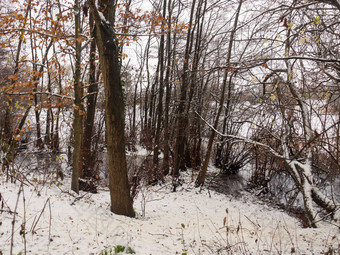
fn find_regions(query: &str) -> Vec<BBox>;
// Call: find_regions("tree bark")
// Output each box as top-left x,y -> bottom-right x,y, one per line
153,0 -> 167,178
162,0 -> 173,176
89,0 -> 135,217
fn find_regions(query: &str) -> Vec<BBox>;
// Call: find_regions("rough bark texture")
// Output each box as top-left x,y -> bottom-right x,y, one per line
89,0 -> 135,217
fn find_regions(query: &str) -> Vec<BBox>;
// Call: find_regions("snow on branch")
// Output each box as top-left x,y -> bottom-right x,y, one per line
88,0 -> 114,35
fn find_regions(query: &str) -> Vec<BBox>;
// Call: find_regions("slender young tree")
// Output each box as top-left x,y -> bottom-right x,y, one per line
82,9 -> 98,179
71,0 -> 84,193
162,0 -> 173,176
153,0 -> 167,178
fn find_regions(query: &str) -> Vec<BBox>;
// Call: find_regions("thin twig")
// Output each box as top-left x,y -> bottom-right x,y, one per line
10,183 -> 23,255
48,199 -> 52,242
31,198 -> 50,234
22,185 -> 27,255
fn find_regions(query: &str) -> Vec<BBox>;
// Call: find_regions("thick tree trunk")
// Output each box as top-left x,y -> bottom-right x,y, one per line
89,0 -> 135,217
311,187 -> 340,224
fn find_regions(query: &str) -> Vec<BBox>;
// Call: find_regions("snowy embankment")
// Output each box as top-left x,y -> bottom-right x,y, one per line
0,172 -> 339,255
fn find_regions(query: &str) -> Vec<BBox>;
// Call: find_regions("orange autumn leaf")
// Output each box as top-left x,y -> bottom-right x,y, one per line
8,74 -> 18,81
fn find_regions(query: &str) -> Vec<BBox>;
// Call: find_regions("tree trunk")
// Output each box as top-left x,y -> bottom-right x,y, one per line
71,0 -> 84,193
89,0 -> 135,217
82,11 -> 98,179
153,0 -> 167,178
173,0 -> 197,179
162,0 -> 173,177
29,6 -> 44,149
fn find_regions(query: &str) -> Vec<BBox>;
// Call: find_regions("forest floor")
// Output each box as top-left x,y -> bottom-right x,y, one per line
0,168 -> 339,255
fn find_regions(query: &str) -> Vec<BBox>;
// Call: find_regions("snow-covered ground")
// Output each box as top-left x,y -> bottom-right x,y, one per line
0,171 -> 339,255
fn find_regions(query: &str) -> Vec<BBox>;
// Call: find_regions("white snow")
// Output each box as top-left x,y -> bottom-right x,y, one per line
98,11 -> 111,28
0,171 -> 339,255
